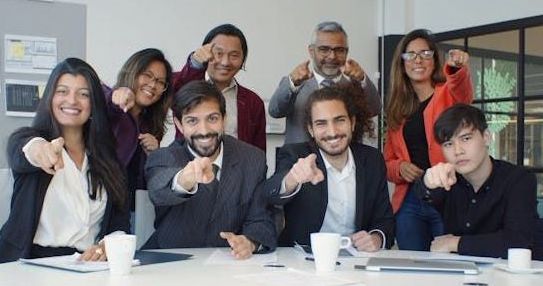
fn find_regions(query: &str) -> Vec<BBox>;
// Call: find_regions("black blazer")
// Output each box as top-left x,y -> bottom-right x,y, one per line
142,136 -> 276,252
267,142 -> 395,248
0,130 -> 129,263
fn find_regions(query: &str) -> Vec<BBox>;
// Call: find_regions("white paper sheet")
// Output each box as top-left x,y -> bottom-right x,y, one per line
20,253 -> 139,273
204,249 -> 278,266
4,34 -> 57,74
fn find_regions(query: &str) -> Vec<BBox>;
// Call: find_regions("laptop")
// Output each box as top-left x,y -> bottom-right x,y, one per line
355,257 -> 480,275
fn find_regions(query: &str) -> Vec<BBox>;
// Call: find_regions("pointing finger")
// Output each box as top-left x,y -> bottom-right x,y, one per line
54,156 -> 64,171
306,153 -> 318,164
310,168 -> 324,185
51,137 -> 65,148
193,161 -> 203,183
204,42 -> 214,51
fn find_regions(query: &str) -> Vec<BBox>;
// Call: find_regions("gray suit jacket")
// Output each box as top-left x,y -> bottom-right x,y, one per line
142,136 -> 276,252
269,75 -> 380,144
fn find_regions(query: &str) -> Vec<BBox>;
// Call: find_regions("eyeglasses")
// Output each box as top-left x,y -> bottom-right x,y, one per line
314,45 -> 349,57
401,50 -> 435,61
140,71 -> 168,92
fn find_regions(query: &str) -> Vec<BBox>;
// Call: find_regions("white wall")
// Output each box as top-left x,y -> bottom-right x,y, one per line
412,0 -> 543,33
383,0 -> 543,34
52,0 -> 543,175
60,0 -> 381,173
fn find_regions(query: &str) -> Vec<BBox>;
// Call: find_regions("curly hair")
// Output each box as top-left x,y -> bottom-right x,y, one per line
304,82 -> 374,142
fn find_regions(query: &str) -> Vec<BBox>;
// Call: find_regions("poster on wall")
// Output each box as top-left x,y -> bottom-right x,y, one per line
4,79 -> 46,117
4,34 -> 57,74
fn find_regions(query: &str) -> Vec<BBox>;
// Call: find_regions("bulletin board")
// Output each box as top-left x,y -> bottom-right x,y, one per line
0,0 -> 86,168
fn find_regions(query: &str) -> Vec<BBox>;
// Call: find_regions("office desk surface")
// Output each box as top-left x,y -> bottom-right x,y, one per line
0,248 -> 542,286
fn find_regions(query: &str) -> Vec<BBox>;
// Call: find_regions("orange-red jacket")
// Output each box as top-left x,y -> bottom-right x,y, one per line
384,65 -> 473,213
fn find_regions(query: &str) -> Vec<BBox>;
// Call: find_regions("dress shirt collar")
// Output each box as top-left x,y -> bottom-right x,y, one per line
456,156 -> 495,193
319,147 -> 355,176
313,69 -> 345,86
187,142 -> 224,170
205,72 -> 237,93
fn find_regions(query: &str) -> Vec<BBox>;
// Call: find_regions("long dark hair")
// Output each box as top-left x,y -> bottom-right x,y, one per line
10,58 -> 126,208
115,48 -> 173,140
386,29 -> 446,130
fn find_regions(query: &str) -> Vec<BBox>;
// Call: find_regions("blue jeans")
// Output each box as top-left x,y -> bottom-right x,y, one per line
395,189 -> 444,251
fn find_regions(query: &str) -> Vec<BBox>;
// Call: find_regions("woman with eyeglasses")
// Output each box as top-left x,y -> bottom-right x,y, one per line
104,48 -> 173,225
0,58 -> 128,263
384,29 -> 473,251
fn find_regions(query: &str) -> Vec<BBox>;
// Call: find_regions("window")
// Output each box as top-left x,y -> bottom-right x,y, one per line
434,16 -> 543,198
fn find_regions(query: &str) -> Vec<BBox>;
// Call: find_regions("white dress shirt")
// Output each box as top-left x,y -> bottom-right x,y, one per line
23,138 -> 107,252
205,72 -> 238,139
318,148 -> 357,235
278,147 -> 386,248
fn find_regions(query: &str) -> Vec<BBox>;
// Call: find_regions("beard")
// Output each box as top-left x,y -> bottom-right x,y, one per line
188,132 -> 223,158
315,59 -> 342,77
315,134 -> 350,157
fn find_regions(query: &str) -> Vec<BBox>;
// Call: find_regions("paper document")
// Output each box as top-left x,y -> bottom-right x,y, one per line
205,249 -> 277,266
20,253 -> 139,273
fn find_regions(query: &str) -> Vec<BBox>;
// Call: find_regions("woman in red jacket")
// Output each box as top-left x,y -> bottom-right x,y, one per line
384,29 -> 473,250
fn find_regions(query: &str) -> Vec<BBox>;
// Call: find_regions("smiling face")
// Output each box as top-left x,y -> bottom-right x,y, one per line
174,99 -> 225,160
207,34 -> 244,89
403,37 -> 435,85
134,60 -> 167,108
308,31 -> 348,78
51,74 -> 91,133
308,99 -> 354,159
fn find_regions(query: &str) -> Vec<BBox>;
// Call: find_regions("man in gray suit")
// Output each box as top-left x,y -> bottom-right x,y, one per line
269,21 -> 381,144
143,80 -> 276,259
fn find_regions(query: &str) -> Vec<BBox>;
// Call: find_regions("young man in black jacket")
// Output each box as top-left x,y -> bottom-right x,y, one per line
415,104 -> 538,258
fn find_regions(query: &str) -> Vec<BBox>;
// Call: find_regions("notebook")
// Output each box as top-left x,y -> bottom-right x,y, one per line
136,250 -> 192,266
355,257 -> 480,275
20,250 -> 192,273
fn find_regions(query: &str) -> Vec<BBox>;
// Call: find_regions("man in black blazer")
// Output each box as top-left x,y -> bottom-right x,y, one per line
414,104 -> 538,258
267,85 -> 394,251
143,80 -> 275,259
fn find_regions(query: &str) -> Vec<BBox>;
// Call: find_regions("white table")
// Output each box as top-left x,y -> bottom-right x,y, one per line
0,248 -> 541,286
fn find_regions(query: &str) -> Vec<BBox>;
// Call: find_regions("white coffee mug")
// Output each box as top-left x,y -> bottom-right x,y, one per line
310,232 -> 352,272
508,248 -> 531,270
104,234 -> 137,275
